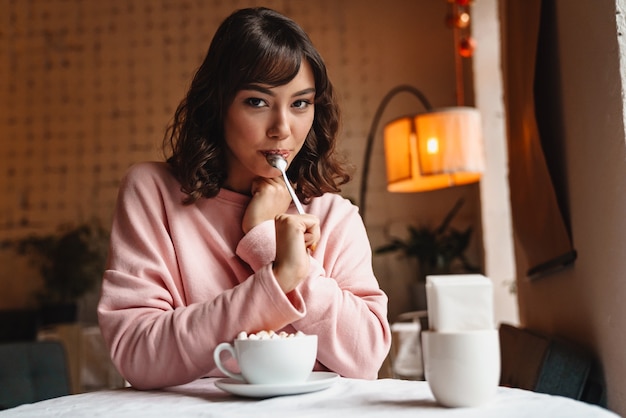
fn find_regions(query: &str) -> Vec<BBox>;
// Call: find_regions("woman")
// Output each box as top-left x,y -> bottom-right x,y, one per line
98,7 -> 391,390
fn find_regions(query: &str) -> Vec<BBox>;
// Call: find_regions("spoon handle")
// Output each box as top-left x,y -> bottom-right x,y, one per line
280,169 -> 305,214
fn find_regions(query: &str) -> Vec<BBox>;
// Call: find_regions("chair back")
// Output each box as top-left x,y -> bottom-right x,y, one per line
499,323 -> 606,407
0,341 -> 71,410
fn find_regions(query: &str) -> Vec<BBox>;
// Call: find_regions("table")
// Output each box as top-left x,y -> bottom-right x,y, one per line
0,377 -> 619,417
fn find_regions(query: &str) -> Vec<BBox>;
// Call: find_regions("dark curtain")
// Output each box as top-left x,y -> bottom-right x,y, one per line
503,0 -> 576,279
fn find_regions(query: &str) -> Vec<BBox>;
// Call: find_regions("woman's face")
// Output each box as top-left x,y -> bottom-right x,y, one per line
222,60 -> 316,194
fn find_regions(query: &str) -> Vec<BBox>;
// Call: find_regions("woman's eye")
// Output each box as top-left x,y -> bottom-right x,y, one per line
293,99 -> 312,109
246,97 -> 267,108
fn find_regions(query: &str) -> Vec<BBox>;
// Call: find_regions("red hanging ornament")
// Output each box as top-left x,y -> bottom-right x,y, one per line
458,36 -> 476,58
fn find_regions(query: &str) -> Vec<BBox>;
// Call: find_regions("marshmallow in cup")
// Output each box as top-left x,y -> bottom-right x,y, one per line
213,330 -> 317,385
237,330 -> 305,340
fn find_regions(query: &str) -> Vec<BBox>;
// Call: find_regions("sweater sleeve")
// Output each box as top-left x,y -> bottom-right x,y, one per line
235,219 -> 276,271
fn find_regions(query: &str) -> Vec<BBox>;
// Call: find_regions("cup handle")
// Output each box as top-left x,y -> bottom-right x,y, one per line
213,342 -> 245,381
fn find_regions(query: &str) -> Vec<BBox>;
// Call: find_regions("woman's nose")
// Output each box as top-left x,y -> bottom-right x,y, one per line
267,109 -> 290,139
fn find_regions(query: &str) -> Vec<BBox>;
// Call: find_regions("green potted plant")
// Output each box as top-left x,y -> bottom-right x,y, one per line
1,222 -> 109,325
375,198 -> 480,310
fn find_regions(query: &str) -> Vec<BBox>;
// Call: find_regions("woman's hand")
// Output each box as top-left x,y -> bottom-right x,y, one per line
273,213 -> 320,293
242,177 -> 292,233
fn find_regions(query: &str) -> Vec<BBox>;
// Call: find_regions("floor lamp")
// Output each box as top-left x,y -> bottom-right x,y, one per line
358,85 -> 485,222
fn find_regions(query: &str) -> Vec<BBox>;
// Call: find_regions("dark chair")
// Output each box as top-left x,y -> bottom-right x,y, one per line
0,341 -> 71,410
0,309 -> 39,343
499,323 -> 606,407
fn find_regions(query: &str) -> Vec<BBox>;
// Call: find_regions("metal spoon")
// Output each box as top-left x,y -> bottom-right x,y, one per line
266,154 -> 305,214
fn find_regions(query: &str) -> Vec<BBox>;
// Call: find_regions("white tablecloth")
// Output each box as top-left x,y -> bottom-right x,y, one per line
0,377 -> 618,417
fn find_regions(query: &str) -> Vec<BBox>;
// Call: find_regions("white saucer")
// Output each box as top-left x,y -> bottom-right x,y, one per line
215,372 -> 339,398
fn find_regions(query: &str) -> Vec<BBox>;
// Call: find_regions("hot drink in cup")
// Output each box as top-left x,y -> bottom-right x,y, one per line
213,330 -> 317,385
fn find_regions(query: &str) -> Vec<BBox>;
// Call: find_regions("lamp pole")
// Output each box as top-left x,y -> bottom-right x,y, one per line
358,85 -> 432,222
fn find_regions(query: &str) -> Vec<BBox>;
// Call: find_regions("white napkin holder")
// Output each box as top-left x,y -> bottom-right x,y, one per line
426,274 -> 494,332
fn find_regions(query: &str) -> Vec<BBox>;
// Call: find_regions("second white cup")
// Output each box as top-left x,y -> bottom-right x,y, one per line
422,329 -> 500,407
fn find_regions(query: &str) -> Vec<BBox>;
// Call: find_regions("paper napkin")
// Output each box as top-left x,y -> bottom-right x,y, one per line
426,274 -> 494,332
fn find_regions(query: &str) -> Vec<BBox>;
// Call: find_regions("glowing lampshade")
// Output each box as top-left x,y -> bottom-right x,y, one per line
384,107 -> 484,193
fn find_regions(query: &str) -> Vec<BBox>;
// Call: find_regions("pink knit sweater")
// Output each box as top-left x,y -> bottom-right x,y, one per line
98,162 -> 391,389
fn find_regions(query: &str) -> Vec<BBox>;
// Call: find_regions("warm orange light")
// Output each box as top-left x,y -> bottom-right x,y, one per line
383,107 -> 484,193
426,137 -> 439,154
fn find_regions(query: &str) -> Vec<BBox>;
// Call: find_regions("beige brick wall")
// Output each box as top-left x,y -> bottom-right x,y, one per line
0,0 -> 481,322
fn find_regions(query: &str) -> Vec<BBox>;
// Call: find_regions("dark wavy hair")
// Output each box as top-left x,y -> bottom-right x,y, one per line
164,7 -> 351,204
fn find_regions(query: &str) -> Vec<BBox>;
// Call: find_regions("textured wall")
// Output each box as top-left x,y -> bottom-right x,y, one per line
0,0 -> 482,323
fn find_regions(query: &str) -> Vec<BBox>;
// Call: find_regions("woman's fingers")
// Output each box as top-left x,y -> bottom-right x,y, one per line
302,220 -> 320,252
277,213 -> 320,251
273,213 -> 320,293
242,177 -> 292,233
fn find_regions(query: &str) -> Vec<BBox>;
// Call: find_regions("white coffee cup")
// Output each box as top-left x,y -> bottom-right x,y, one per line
213,334 -> 317,385
422,329 -> 500,407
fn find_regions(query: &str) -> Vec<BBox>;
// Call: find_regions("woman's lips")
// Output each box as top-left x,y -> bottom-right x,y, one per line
261,150 -> 290,159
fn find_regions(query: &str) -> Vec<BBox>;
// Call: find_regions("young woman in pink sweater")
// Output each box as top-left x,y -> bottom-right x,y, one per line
97,7 -> 391,390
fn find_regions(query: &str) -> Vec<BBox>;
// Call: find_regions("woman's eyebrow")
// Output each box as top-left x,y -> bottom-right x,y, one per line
241,85 -> 316,97
242,84 -> 274,95
293,87 -> 316,97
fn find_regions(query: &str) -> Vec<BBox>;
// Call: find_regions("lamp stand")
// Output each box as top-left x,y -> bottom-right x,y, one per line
358,85 -> 432,222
